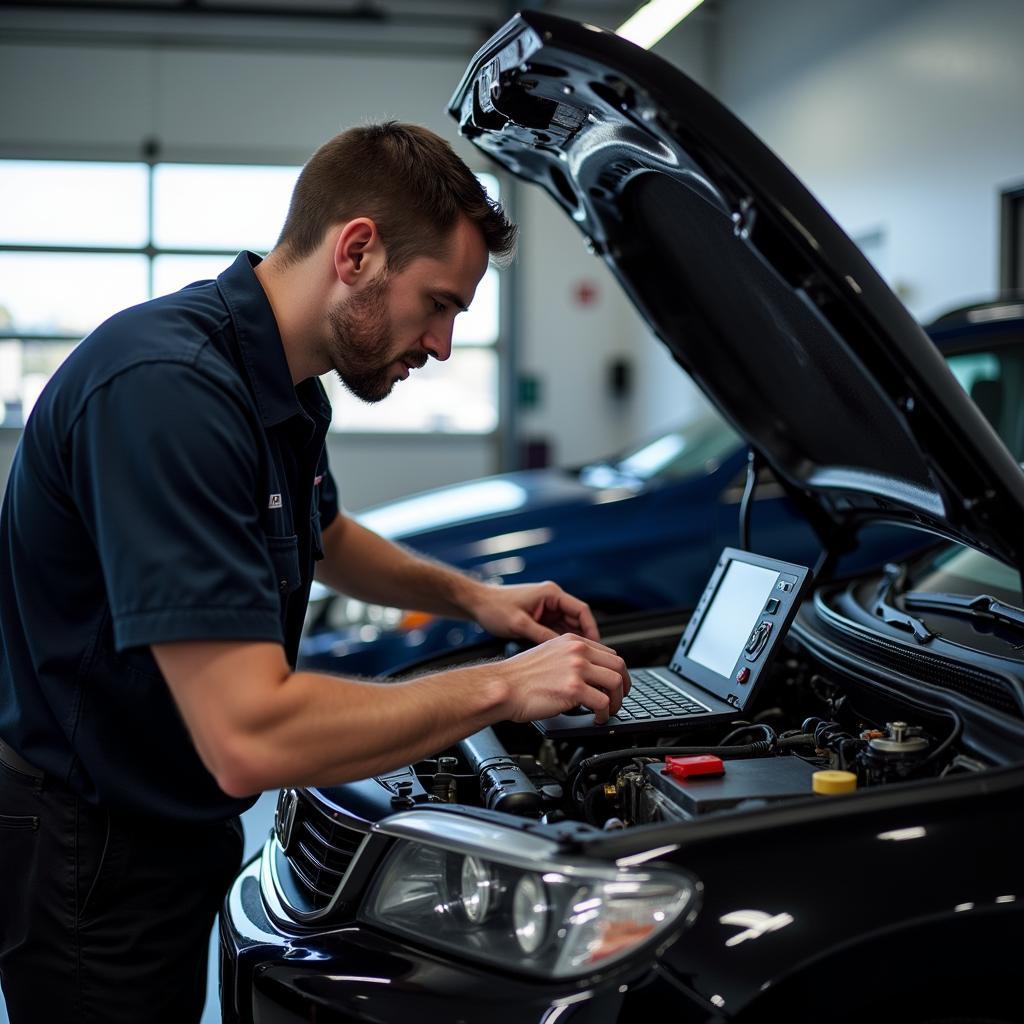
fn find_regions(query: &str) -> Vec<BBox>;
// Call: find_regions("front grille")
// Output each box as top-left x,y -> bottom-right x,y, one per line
286,796 -> 366,909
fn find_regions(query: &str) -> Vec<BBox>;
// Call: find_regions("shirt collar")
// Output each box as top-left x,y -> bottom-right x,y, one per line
217,251 -> 331,429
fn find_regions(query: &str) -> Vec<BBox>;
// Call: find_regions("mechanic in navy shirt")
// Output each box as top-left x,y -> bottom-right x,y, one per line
0,123 -> 628,1023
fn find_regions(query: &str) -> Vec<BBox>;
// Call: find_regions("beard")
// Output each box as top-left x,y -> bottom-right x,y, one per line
325,271 -> 423,404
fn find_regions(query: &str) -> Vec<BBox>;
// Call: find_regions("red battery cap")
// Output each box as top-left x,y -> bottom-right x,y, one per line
663,754 -> 725,780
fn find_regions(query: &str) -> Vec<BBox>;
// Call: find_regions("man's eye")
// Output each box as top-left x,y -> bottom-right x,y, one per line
432,299 -> 446,314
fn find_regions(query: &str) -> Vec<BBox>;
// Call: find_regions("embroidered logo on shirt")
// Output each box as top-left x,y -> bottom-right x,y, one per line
313,474 -> 323,487
268,494 -> 283,509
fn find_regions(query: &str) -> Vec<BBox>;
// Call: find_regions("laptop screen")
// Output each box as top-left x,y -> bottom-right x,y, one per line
666,548 -> 811,712
687,560 -> 780,678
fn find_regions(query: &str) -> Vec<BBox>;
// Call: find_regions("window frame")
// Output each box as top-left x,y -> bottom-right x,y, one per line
1000,182 -> 1024,294
0,153 -> 510,440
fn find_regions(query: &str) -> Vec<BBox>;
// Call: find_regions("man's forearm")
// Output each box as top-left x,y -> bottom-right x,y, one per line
224,662 -> 510,795
315,513 -> 486,618
154,632 -> 627,799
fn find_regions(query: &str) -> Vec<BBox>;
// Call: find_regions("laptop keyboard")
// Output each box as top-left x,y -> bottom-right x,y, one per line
612,669 -> 709,722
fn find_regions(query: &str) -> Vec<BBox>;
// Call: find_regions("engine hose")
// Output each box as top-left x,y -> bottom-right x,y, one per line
718,723 -> 778,747
570,741 -> 775,804
777,732 -> 817,749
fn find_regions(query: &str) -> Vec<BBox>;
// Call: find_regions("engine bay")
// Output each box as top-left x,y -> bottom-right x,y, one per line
384,610 -> 995,832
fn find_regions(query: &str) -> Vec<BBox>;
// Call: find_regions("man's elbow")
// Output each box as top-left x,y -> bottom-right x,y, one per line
205,732 -> 277,799
215,765 -> 265,800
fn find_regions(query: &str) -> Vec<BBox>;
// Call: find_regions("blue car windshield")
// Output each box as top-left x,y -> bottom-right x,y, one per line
594,416 -> 741,483
944,343 -> 1024,462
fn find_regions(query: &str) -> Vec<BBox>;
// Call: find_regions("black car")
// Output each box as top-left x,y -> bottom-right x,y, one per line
220,13 -> 1024,1022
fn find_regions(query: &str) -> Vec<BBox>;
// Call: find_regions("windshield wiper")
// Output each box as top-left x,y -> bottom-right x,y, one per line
903,591 -> 1024,633
872,564 -> 934,643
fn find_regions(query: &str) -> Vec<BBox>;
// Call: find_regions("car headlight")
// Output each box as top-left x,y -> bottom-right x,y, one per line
511,873 -> 548,954
304,583 -> 436,642
360,812 -> 697,979
461,854 -> 496,924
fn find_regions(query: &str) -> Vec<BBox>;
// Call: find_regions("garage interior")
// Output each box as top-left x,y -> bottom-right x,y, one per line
1,1 -> 1022,1020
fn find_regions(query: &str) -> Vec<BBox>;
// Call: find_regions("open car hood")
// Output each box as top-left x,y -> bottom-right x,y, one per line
449,12 -> 1024,574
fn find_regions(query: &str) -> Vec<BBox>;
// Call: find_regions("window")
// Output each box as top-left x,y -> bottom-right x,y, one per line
0,160 -> 502,434
945,345 -> 1024,462
1001,183 -> 1024,293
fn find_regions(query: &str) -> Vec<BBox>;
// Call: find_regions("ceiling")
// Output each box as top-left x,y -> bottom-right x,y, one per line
0,0 -> 648,54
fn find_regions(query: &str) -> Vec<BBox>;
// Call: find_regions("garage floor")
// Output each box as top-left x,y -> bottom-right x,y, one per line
0,790 -> 278,1024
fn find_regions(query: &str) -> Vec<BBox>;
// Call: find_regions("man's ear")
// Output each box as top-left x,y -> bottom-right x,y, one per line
332,217 -> 381,285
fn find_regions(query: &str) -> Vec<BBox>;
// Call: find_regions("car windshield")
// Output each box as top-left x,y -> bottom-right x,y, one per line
910,545 -> 1023,606
945,342 -> 1024,461
587,416 -> 741,483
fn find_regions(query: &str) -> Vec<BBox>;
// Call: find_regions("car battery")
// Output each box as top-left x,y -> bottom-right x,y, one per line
644,755 -> 819,819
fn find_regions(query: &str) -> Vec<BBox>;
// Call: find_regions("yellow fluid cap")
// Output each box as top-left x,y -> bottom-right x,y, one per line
812,770 -> 857,795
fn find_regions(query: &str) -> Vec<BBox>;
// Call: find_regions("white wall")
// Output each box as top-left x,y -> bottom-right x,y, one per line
325,431 -> 496,510
515,185 -> 645,466
712,0 -> 1024,324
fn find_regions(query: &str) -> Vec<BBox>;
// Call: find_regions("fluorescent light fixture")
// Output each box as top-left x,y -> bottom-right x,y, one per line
617,0 -> 706,49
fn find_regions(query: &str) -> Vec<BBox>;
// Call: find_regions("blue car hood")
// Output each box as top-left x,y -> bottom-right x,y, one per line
357,469 -> 636,542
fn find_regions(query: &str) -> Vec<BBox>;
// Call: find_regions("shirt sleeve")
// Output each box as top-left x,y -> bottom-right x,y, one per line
68,358 -> 285,652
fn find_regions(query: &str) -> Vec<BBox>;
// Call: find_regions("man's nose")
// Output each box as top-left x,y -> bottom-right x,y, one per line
421,324 -> 454,362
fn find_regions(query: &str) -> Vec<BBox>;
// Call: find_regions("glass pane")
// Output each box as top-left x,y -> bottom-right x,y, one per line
0,339 -> 78,426
945,351 -> 1000,393
0,252 -> 149,337
0,339 -> 21,425
0,160 -> 149,248
944,347 -> 1024,461
153,254 -> 236,298
454,266 -> 499,346
153,164 -> 300,251
615,415 -> 741,481
325,348 -> 497,433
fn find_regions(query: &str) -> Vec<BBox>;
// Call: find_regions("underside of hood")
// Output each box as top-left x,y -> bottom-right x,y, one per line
449,12 -> 1024,576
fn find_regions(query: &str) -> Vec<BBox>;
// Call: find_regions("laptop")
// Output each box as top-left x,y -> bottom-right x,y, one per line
534,547 -> 812,738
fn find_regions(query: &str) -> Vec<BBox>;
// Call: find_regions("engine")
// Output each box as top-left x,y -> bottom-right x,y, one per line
394,651 -> 977,831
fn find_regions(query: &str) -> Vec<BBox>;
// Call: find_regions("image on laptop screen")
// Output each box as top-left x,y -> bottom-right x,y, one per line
686,560 -> 781,678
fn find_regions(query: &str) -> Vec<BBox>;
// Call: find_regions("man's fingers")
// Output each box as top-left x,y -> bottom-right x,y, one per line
544,590 -> 600,641
516,615 -> 560,646
570,663 -> 626,720
578,687 -> 612,722
572,600 -> 600,642
562,635 -> 629,695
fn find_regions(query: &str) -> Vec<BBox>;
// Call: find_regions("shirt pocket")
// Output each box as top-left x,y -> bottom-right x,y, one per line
266,534 -> 302,596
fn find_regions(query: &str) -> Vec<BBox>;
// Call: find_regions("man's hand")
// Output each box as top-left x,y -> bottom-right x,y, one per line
469,580 -> 600,645
494,633 -> 628,724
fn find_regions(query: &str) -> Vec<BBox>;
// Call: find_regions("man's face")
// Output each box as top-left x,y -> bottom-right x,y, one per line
325,217 -> 489,403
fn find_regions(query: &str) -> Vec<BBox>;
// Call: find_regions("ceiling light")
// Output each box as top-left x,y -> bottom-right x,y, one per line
616,0 -> 706,49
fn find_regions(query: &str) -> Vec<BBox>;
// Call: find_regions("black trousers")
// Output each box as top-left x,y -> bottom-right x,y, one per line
0,744 -> 244,1023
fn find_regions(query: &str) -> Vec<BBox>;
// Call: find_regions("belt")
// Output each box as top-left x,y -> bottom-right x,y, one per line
0,737 -> 44,779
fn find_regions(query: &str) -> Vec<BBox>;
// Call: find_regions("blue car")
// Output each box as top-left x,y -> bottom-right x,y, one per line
301,299 -> 1024,676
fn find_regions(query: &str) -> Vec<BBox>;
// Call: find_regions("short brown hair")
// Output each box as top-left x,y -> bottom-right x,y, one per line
275,121 -> 517,270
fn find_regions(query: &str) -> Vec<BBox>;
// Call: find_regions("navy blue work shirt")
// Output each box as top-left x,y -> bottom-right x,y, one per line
0,251 -> 339,822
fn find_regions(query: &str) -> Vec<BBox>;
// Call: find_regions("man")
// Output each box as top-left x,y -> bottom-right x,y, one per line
0,122 -> 627,1022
